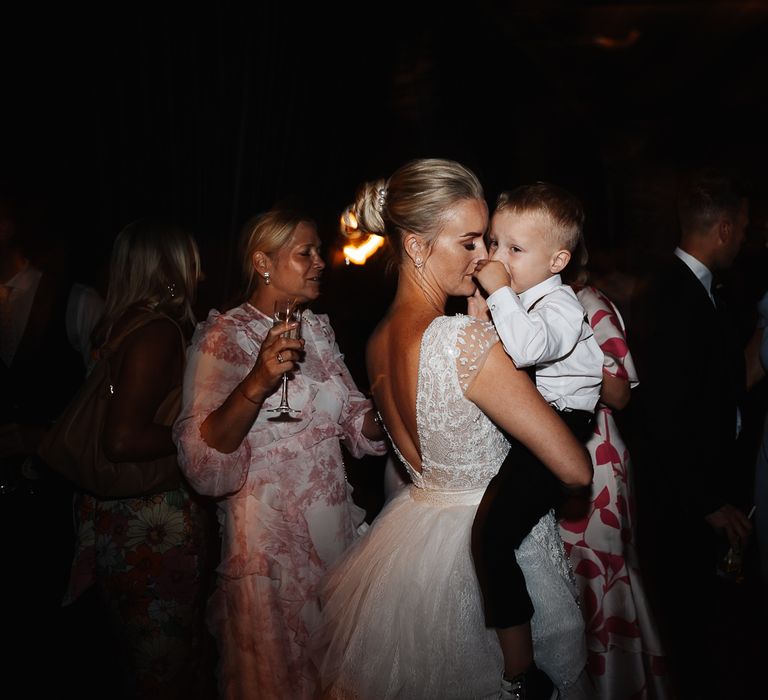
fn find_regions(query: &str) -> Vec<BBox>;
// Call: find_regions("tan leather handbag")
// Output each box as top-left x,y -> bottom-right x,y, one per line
37,310 -> 185,499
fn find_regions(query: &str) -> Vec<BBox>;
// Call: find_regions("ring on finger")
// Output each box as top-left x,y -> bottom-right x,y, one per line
277,352 -> 284,363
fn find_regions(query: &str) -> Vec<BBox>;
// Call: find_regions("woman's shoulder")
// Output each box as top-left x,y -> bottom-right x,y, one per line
108,307 -> 182,348
303,309 -> 332,334
576,284 -> 614,313
428,313 -> 496,342
191,303 -> 266,362
101,309 -> 183,368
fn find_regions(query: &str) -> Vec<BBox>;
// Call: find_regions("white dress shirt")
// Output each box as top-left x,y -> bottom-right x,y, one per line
486,274 -> 604,412
1,262 -> 42,366
674,247 -> 716,306
1,261 -> 104,368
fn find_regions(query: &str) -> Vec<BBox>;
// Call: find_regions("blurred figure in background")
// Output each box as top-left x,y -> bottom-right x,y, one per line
629,167 -> 751,698
61,219 -> 214,700
0,191 -> 104,693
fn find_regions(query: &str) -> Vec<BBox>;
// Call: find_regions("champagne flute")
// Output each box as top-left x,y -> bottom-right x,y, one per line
268,297 -> 302,421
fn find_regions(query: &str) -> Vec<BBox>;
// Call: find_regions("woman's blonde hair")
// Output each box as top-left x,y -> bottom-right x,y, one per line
239,209 -> 316,300
344,158 -> 485,268
95,219 -> 200,345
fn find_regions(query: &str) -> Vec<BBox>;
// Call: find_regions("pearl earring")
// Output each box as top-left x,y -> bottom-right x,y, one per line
263,272 -> 271,285
414,257 -> 423,268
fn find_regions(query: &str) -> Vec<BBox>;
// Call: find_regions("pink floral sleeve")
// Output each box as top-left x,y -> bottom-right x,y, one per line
577,286 -> 638,388
312,314 -> 387,459
173,310 -> 254,497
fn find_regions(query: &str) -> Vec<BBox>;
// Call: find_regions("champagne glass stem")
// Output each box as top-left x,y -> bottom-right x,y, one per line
279,373 -> 289,410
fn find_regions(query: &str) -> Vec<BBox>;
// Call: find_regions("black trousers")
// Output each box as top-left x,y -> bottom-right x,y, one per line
471,408 -> 594,628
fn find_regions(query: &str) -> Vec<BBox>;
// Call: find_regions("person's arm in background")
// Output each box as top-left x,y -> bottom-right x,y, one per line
66,282 -> 105,370
315,315 -> 387,452
745,289 -> 768,389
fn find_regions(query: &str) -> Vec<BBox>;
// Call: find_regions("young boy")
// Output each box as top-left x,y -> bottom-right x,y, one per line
470,182 -> 603,696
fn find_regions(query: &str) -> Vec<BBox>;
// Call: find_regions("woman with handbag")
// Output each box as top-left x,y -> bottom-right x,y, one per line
59,220 -> 214,700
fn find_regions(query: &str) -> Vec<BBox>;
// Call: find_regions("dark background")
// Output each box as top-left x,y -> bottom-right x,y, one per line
4,5 -> 768,303
4,2 -> 768,513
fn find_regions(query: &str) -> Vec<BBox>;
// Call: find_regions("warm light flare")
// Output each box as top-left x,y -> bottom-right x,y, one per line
343,235 -> 385,265
339,207 -> 385,265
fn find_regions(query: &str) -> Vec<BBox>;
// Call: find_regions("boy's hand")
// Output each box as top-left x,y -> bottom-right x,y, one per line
467,289 -> 490,321
473,259 -> 510,296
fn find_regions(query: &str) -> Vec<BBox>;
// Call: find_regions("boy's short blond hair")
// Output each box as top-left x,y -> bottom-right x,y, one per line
495,182 -> 584,253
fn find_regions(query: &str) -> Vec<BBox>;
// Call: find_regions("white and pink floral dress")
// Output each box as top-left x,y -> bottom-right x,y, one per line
559,286 -> 671,699
173,303 -> 386,700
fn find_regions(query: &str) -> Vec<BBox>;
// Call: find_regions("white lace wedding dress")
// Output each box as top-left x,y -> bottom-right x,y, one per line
310,316 -> 587,699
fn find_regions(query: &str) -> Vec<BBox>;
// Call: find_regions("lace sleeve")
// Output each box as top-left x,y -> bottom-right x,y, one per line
455,316 -> 499,395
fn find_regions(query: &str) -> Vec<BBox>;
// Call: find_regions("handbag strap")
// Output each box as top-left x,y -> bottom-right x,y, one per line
100,311 -> 187,394
101,310 -> 186,359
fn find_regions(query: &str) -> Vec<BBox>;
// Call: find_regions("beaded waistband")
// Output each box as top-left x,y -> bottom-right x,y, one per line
408,485 -> 486,506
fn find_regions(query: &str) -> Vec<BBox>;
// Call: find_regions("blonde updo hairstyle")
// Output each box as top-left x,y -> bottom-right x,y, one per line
239,208 -> 317,300
345,158 -> 485,268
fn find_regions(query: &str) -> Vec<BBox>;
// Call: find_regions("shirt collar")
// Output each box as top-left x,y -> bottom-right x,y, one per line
674,247 -> 713,295
4,261 -> 40,292
518,274 -> 562,311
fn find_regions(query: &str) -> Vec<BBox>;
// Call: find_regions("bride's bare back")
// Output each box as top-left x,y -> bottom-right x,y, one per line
366,307 -> 436,473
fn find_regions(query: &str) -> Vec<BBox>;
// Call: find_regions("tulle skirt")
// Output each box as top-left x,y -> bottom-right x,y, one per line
310,485 -> 588,700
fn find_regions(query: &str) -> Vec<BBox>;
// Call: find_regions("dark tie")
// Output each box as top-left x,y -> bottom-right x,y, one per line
0,284 -> 14,364
711,282 -> 723,311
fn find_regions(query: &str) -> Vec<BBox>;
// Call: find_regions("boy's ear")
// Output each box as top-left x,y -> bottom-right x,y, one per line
550,249 -> 571,274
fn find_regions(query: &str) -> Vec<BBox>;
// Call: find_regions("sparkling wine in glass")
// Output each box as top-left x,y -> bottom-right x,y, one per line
268,297 -> 302,421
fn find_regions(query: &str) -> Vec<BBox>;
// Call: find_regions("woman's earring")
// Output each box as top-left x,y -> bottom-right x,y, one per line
167,282 -> 177,298
263,271 -> 271,285
414,257 -> 423,269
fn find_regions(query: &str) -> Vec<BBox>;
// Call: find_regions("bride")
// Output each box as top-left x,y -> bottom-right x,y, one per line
310,159 -> 592,699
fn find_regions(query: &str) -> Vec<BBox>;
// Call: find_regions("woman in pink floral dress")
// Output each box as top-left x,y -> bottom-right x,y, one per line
559,283 -> 671,699
173,210 -> 386,700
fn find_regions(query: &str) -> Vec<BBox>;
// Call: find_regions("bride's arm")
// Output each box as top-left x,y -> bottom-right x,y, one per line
466,343 -> 592,488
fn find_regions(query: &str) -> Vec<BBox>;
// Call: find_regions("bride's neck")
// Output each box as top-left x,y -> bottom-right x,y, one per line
391,271 -> 446,318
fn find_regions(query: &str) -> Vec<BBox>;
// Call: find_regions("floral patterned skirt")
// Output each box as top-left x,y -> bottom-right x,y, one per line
64,486 -> 214,699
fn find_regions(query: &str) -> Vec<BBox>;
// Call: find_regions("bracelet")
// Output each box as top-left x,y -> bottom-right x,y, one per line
238,385 -> 261,406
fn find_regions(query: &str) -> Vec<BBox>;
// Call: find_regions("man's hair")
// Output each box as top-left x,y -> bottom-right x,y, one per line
495,181 -> 584,252
677,167 -> 749,235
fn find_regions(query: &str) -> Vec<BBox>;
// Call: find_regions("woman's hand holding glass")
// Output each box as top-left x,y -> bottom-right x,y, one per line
268,298 -> 303,420
240,304 -> 303,409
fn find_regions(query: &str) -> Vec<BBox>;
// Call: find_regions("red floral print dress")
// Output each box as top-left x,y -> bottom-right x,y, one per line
559,286 -> 671,699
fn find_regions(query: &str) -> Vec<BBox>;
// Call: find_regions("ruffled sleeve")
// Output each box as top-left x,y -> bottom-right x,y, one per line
454,315 -> 500,395
173,309 -> 254,497
577,286 -> 638,388
312,314 -> 387,459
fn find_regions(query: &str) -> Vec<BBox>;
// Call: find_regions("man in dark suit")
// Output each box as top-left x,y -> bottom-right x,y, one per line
0,194 -> 105,694
629,168 -> 753,697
